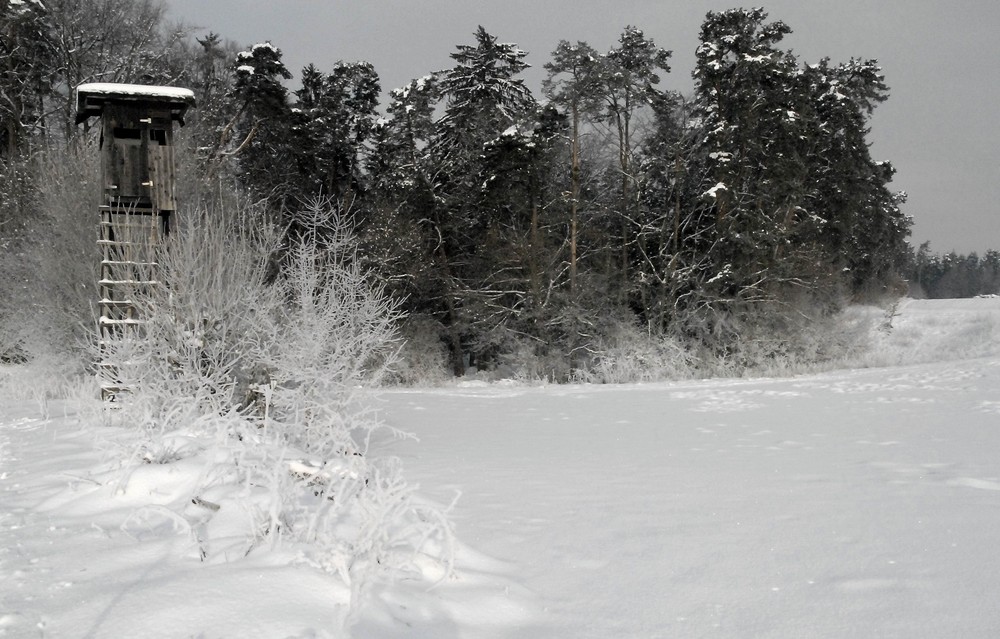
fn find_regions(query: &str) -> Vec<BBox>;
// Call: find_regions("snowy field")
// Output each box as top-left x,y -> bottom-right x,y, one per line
2,298 -> 1000,638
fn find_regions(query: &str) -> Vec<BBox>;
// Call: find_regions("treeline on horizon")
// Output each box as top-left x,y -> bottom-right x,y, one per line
1,1 -> 990,379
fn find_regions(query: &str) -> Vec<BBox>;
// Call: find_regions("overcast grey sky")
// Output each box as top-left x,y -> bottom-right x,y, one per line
165,0 -> 1000,255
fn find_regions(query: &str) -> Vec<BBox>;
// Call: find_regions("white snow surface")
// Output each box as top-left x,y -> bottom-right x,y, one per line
3,298 -> 1000,637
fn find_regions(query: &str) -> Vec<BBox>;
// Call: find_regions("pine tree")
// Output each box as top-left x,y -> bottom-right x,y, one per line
436,26 -> 535,148
692,9 -> 804,308
543,40 -> 602,293
221,42 -> 295,209
634,92 -> 711,333
596,26 -> 672,299
800,58 -> 909,296
680,7 -> 912,349
368,75 -> 440,198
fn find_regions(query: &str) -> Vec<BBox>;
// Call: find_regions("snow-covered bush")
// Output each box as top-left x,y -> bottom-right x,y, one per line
384,315 -> 452,385
0,144 -> 99,369
245,207 -> 404,456
491,332 -> 569,383
97,198 -> 453,619
860,298 -> 1000,366
573,314 -> 698,384
0,355 -> 103,421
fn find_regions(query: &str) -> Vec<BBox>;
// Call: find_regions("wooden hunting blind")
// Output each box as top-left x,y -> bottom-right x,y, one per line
75,83 -> 195,398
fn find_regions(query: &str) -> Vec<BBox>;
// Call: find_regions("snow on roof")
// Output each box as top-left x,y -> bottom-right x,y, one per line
76,83 -> 196,102
75,83 -> 196,125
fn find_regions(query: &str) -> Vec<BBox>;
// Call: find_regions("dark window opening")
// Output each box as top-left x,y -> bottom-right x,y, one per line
150,129 -> 168,145
113,127 -> 141,140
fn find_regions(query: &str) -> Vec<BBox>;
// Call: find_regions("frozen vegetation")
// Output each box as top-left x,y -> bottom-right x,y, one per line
2,297 -> 1000,637
2,5 -> 997,636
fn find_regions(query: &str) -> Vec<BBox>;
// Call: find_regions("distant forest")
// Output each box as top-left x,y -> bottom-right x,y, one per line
908,243 -> 1000,299
1,1 -> 993,378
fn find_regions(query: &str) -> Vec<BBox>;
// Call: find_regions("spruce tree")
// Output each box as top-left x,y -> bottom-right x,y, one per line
427,26 -> 538,373
223,42 -> 295,210
292,61 -> 381,207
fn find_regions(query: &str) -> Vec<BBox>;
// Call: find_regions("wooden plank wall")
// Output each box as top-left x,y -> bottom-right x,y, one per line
101,105 -> 177,212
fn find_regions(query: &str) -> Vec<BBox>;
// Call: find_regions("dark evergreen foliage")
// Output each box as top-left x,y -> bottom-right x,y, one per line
908,244 -> 1000,298
0,0 -> 55,158
0,4 -> 938,379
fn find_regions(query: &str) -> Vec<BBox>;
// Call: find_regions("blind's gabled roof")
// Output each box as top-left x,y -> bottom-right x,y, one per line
75,83 -> 197,125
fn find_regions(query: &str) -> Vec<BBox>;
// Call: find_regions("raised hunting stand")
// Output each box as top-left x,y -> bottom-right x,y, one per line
75,83 -> 195,399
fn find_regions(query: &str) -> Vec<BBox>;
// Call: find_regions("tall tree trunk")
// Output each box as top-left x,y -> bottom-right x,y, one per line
617,110 -> 631,300
530,187 -> 541,306
435,242 -> 466,377
569,100 -> 580,294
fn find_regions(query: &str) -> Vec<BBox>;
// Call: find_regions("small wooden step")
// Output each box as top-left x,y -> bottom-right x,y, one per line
98,278 -> 159,285
98,240 -> 156,248
99,317 -> 144,326
101,262 -> 158,269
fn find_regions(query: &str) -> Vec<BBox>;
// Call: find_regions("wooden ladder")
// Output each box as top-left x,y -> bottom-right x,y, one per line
98,202 -> 163,400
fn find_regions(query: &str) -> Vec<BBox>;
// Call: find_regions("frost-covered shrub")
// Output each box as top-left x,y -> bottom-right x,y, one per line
573,315 -> 697,384
0,356 -> 103,421
97,199 -> 453,617
96,200 -> 277,449
681,298 -> 889,378
251,210 -> 404,455
860,299 -> 1000,366
384,315 -> 452,385
491,332 -> 572,383
457,316 -> 574,383
0,144 -> 99,368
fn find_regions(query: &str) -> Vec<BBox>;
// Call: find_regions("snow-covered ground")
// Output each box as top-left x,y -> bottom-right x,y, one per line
2,298 -> 999,638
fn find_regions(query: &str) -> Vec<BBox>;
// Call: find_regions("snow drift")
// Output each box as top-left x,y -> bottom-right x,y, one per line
2,297 -> 1000,637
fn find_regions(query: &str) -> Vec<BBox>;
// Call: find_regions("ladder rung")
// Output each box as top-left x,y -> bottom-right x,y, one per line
100,221 -> 159,229
99,318 -> 144,326
102,212 -> 156,218
99,384 -> 128,392
98,242 -> 157,249
101,204 -> 155,213
98,279 -> 159,285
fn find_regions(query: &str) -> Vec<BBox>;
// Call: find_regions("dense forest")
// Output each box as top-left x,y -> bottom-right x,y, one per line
3,1 -> 982,381
906,243 -> 1000,299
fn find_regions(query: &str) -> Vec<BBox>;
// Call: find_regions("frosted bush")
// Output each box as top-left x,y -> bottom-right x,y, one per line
384,315 -> 452,386
0,355 -> 103,421
860,299 -> 1000,367
0,145 -> 101,367
96,198 -> 453,617
246,213 -> 404,457
574,316 -> 697,384
491,334 -> 569,383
